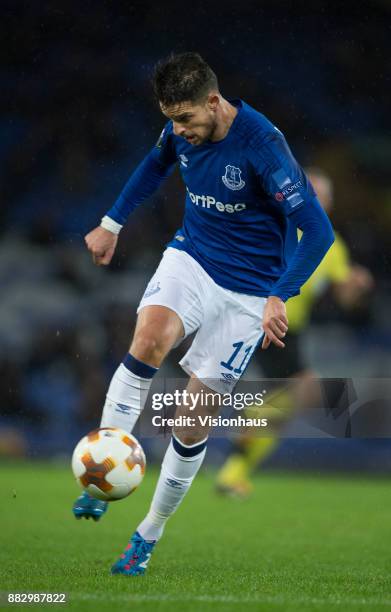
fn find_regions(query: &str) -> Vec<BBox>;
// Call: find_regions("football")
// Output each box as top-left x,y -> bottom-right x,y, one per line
72,427 -> 146,501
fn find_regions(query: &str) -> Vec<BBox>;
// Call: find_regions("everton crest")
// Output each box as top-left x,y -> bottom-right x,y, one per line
222,165 -> 246,191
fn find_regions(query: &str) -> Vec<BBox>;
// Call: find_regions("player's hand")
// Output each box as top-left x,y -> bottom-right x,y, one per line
348,264 -> 374,294
261,296 -> 288,349
84,226 -> 118,266
334,264 -> 374,308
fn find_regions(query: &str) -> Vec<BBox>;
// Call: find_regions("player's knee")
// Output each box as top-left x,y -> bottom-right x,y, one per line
174,431 -> 205,446
131,328 -> 171,364
131,332 -> 159,360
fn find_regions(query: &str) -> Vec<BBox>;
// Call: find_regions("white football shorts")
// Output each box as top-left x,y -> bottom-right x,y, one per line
137,247 -> 266,393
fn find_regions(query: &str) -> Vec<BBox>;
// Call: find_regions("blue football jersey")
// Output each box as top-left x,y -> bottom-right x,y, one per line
156,99 -> 316,296
106,99 -> 333,300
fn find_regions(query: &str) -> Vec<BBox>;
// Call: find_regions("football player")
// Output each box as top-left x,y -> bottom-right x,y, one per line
73,53 -> 334,575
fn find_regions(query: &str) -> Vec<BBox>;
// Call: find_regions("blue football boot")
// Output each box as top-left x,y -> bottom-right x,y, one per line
111,531 -> 156,576
72,491 -> 108,521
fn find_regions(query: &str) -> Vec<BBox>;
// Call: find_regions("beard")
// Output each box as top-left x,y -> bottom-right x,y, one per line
204,117 -> 218,142
184,116 -> 218,145
192,118 -> 218,145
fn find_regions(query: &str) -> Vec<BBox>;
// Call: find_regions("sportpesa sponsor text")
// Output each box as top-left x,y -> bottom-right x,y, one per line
187,181 -> 302,214
186,187 -> 246,213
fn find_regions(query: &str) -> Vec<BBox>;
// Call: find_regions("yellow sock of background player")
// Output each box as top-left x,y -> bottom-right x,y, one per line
216,437 -> 278,496
216,386 -> 295,497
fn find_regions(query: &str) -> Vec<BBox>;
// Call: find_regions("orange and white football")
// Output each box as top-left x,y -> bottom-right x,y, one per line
71,427 -> 146,501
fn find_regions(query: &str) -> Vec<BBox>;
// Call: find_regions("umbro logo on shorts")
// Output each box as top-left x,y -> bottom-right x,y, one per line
220,373 -> 236,383
144,282 -> 161,298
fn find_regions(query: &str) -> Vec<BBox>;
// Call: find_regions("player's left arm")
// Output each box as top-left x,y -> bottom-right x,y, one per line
253,130 -> 335,348
262,200 -> 334,348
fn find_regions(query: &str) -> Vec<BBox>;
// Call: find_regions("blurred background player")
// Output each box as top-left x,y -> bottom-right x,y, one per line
216,167 -> 373,498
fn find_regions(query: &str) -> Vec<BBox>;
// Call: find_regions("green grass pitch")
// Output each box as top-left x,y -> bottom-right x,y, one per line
1,461 -> 391,611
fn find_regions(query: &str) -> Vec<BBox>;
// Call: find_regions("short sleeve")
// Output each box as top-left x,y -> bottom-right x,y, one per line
252,131 -> 316,216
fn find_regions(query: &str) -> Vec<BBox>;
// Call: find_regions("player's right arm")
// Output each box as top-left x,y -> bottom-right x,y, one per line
85,123 -> 177,266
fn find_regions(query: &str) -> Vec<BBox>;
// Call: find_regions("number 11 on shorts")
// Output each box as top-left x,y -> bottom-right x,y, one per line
220,341 -> 253,374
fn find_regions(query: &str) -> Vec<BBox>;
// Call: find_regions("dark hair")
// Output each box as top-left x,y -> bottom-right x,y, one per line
152,52 -> 218,107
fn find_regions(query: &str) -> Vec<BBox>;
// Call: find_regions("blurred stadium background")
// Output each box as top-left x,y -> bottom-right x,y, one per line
1,1 -> 390,472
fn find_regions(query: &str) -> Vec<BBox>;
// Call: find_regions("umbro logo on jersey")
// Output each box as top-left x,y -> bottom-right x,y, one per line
179,154 -> 188,167
222,165 -> 246,191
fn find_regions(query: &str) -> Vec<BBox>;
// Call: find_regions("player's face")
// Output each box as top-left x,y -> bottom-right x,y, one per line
160,96 -> 219,145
